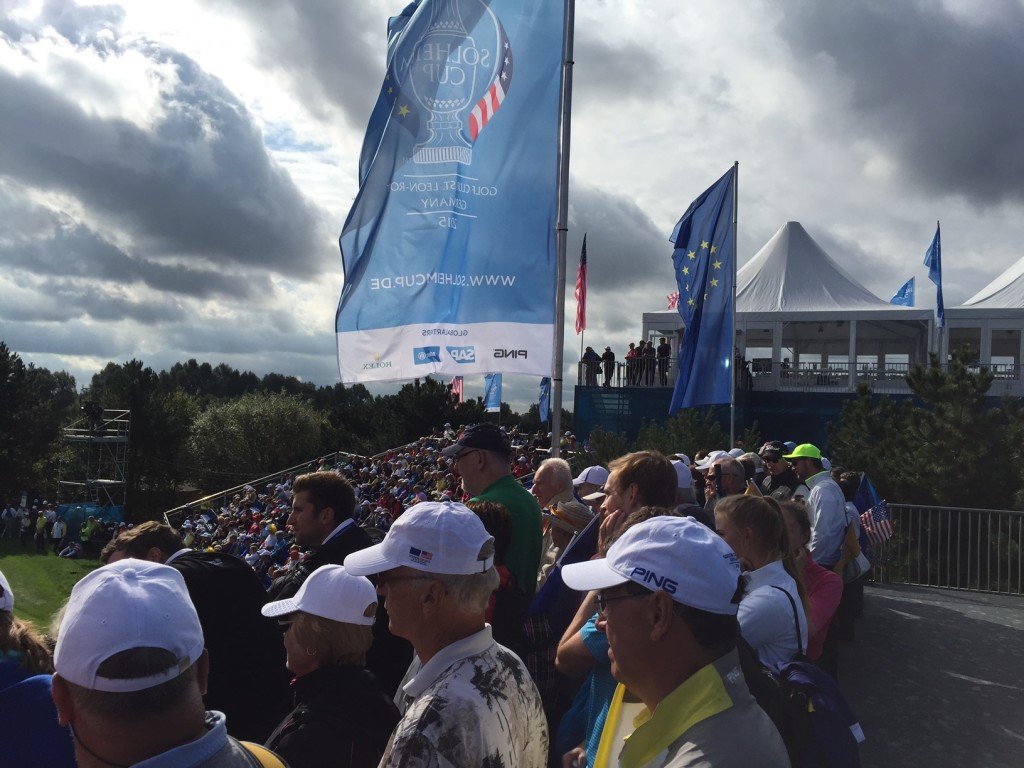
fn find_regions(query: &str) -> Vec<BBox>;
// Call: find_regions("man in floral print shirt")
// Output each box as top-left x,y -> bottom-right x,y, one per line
346,500 -> 548,768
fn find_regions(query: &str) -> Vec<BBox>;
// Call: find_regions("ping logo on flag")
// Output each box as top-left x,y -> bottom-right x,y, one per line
409,547 -> 434,566
447,346 -> 476,363
413,346 -> 441,364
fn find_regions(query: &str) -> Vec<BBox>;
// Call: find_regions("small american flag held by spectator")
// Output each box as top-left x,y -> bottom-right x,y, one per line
574,235 -> 587,334
860,500 -> 893,546
667,291 -> 680,309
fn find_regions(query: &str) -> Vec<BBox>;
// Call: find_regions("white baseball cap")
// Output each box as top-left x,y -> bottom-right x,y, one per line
671,453 -> 691,466
694,450 -> 729,471
262,565 -> 377,626
54,559 -> 204,692
344,501 -> 494,576
728,448 -> 745,458
561,516 -> 742,615
573,465 -> 609,487
0,568 -> 13,612
671,460 -> 693,490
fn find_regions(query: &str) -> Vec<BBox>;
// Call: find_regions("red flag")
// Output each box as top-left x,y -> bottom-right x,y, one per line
449,376 -> 464,403
574,235 -> 587,334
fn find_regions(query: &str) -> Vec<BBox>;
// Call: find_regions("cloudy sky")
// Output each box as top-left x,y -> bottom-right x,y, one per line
3,0 -> 1023,410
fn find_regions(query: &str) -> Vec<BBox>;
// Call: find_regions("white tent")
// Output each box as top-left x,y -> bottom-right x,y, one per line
962,253 -> 1024,308
737,221 -> 895,313
944,256 -> 1024,390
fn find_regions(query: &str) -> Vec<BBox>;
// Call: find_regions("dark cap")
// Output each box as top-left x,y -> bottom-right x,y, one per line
758,440 -> 786,458
442,423 -> 511,458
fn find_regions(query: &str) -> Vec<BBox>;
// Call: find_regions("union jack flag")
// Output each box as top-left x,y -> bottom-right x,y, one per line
860,500 -> 893,546
469,24 -> 514,141
450,375 -> 464,403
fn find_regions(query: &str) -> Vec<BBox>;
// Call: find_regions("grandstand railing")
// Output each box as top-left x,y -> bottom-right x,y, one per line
163,450 -> 366,527
874,504 -> 1024,595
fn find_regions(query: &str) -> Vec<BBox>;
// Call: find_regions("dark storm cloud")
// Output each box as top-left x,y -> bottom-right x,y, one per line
213,0 -> 382,126
4,320 -> 129,358
0,22 -> 329,276
779,0 -> 1024,204
573,33 -> 669,104
567,180 -> 672,293
0,188 -> 268,299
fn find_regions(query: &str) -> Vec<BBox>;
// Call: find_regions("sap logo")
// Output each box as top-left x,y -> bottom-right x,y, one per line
413,346 -> 441,364
493,349 -> 528,359
447,346 -> 476,364
629,567 -> 678,594
362,355 -> 393,371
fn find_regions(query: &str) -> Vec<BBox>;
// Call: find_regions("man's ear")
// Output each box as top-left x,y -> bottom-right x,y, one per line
146,547 -> 165,563
196,649 -> 210,697
625,483 -> 640,509
316,506 -> 336,527
649,592 -> 676,643
51,674 -> 75,727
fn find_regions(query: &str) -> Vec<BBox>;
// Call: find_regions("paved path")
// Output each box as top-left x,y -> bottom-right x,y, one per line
843,584 -> 1024,767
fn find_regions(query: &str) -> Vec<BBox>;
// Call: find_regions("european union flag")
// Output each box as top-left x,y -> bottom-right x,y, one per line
890,277 -> 915,307
668,166 -> 737,413
924,223 -> 944,327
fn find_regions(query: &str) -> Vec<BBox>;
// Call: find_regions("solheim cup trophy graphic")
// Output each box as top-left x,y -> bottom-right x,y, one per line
405,0 -> 513,166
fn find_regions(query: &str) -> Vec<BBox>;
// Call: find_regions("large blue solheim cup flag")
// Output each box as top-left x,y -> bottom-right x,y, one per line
923,223 -> 944,328
890,277 -> 915,307
668,167 -> 737,413
336,0 -> 564,383
484,373 -> 502,412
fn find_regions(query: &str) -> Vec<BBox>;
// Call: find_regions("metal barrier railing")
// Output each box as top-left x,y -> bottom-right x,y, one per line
874,504 -> 1024,595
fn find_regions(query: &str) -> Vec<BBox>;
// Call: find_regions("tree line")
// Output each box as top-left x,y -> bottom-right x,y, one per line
0,343 -> 567,517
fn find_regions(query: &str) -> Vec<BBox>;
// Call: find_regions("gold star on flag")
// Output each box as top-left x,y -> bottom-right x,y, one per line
682,266 -> 690,276
712,259 -> 723,270
387,86 -> 393,94
710,245 -> 718,254
685,283 -> 690,292
704,293 -> 709,300
687,250 -> 696,260
687,297 -> 696,307
398,105 -> 410,117
701,241 -> 709,249
710,278 -> 719,287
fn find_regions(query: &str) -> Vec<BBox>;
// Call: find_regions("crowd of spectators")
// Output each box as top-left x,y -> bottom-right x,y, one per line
1,424 -> 871,768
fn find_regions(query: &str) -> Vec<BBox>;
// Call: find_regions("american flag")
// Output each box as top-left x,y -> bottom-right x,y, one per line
860,500 -> 894,546
575,235 -> 587,334
468,24 -> 514,141
667,291 -> 680,310
449,376 -> 464,404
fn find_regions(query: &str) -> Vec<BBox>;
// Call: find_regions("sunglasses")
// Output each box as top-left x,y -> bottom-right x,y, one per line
596,586 -> 651,613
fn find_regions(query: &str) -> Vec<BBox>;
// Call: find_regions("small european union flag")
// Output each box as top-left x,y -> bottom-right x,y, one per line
890,277 -> 915,307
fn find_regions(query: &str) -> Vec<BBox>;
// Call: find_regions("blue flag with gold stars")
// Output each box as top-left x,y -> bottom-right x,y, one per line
923,223 -> 943,328
669,167 -> 736,413
337,0 -> 564,384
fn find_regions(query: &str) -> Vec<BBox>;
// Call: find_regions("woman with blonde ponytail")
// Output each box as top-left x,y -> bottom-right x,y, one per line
714,495 -> 810,666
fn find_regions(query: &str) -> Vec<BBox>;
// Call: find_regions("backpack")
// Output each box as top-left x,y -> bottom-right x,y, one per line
737,587 -> 865,768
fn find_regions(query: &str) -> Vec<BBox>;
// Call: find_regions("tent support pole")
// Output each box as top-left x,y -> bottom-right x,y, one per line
730,161 -> 739,446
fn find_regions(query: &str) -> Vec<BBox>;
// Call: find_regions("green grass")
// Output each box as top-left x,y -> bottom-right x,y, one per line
0,537 -> 101,628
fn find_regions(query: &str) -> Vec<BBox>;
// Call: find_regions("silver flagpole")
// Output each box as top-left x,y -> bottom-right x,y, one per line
550,0 -> 575,459
730,161 -> 739,447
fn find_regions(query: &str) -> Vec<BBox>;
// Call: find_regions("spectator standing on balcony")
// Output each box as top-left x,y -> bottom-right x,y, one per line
785,443 -> 847,569
758,440 -> 809,501
625,342 -> 638,385
657,336 -> 671,385
601,346 -> 615,386
445,423 -> 543,596
582,346 -> 600,387
642,339 -> 657,385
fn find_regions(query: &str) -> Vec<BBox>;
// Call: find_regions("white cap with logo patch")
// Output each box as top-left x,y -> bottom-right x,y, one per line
344,501 -> 494,576
561,516 -> 742,615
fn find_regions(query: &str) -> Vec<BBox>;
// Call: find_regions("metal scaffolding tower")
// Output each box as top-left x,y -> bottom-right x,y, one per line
58,404 -> 130,509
